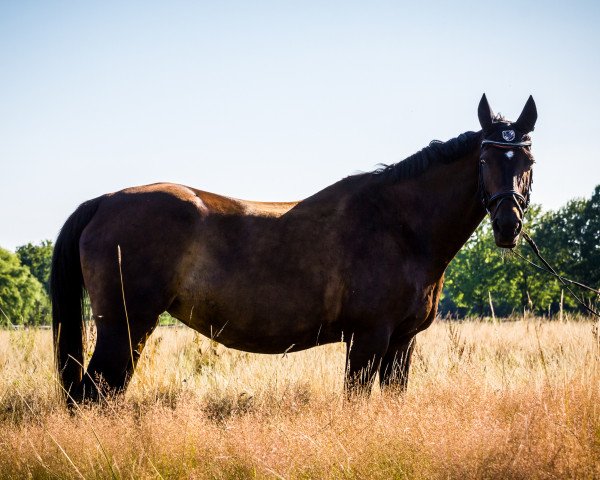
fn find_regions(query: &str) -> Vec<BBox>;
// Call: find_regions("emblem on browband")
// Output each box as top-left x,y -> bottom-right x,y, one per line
502,130 -> 516,142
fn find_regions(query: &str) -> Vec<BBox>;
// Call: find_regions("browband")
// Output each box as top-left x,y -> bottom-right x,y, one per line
481,139 -> 532,148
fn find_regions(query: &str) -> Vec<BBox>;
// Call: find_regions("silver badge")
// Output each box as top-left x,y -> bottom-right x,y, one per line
502,130 -> 516,142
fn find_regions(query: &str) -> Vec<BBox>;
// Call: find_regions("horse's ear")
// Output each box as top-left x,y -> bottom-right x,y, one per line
478,93 -> 494,132
514,95 -> 537,132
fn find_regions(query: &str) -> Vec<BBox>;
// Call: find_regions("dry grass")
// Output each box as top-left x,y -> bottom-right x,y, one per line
0,317 -> 599,479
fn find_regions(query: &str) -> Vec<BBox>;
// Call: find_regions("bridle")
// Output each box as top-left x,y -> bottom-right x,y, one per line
478,137 -> 533,218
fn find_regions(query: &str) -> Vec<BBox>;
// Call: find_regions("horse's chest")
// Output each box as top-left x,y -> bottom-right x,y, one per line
345,260 -> 441,326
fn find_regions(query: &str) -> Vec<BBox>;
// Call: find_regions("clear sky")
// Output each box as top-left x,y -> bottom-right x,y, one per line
1,1 -> 599,250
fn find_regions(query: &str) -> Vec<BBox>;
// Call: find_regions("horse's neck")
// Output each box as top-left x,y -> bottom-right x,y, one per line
380,149 -> 486,272
283,148 -> 485,275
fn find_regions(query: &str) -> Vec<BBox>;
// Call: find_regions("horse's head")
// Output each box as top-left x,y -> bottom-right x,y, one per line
477,94 -> 537,248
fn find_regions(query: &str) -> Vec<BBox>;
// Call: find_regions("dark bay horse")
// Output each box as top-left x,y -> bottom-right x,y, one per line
51,94 -> 537,402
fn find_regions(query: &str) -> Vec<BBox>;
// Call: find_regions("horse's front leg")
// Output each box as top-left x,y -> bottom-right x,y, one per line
344,327 -> 390,397
379,334 -> 416,393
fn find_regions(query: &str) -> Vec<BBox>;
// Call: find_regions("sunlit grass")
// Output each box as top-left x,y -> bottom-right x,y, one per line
0,316 -> 598,478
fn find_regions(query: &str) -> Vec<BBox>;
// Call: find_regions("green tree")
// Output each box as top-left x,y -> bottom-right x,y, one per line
0,248 -> 50,325
581,185 -> 600,288
16,240 -> 53,294
441,222 -> 500,316
531,187 -> 599,311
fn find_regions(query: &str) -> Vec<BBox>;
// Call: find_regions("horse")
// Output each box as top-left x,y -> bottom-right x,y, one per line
50,94 -> 537,403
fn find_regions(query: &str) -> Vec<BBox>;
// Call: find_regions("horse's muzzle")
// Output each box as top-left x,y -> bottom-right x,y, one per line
492,213 -> 522,248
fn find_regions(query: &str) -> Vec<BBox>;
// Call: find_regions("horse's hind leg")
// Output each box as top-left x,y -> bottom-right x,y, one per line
78,306 -> 159,402
77,255 -> 179,402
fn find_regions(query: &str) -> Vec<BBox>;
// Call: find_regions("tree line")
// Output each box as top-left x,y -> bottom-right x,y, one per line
0,240 -> 52,325
1,185 -> 598,325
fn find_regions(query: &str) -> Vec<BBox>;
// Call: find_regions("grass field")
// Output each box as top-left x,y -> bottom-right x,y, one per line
0,316 -> 598,479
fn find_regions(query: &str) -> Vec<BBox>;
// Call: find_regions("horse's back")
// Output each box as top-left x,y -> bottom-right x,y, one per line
78,183 -> 300,323
81,182 -> 298,247
184,186 -> 298,217
91,182 -> 298,218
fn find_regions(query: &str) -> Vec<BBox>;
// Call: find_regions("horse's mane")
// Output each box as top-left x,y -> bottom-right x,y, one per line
372,130 -> 482,183
300,129 -> 483,206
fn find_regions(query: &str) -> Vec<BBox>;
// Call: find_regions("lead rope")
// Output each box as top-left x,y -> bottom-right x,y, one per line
514,232 -> 600,317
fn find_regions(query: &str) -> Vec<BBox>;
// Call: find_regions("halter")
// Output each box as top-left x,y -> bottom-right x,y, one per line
478,137 -> 533,217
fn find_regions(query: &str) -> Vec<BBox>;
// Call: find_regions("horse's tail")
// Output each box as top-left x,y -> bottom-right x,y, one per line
50,196 -> 102,400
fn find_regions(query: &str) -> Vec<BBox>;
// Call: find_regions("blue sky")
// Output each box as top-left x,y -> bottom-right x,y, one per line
1,1 -> 599,250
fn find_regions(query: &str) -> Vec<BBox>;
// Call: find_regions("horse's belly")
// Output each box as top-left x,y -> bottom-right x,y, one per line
169,293 -> 339,354
184,316 -> 335,354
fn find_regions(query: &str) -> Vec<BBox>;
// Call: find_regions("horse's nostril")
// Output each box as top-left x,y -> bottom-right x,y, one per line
515,221 -> 522,233
493,216 -> 521,237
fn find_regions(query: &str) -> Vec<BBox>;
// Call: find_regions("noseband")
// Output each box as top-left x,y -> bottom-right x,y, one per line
478,138 -> 532,218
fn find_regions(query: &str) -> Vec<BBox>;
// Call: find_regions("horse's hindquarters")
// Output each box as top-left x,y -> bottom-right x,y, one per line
78,185 -> 206,396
